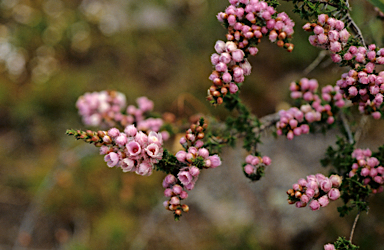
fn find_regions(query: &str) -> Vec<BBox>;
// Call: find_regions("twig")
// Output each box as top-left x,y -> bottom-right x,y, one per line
354,115 -> 369,145
349,210 -> 361,242
303,50 -> 328,75
340,112 -> 354,145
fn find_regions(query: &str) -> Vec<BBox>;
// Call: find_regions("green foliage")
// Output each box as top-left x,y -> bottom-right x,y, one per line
321,137 -> 355,175
291,0 -> 349,20
333,236 -> 360,249
337,176 -> 371,217
155,149 -> 182,175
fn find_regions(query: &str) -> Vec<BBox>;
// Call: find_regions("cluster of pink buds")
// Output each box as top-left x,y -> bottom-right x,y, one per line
337,68 -> 384,119
348,148 -> 384,193
163,120 -> 222,218
277,78 -> 346,140
100,125 -> 164,176
243,154 -> 271,180
208,0 -> 295,105
303,14 -> 350,62
162,174 -> 190,217
287,174 -> 342,210
76,90 -> 127,127
341,44 -> 384,65
77,92 -> 170,135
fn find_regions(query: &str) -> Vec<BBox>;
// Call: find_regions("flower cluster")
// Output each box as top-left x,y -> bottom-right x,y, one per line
100,125 -> 164,176
287,174 -> 342,210
304,14 -> 384,118
162,120 -> 222,219
243,154 -> 271,180
337,68 -> 384,119
303,14 -> 350,62
276,78 -> 346,140
76,92 -> 169,135
76,90 -> 127,127
207,0 -> 295,105
348,148 -> 384,193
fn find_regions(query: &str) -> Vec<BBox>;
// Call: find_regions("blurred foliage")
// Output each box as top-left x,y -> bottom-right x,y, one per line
1,0 -> 384,249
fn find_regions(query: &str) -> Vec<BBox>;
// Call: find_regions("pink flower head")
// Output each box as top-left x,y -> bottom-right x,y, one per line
124,125 -> 137,137
329,175 -> 342,188
324,243 -> 336,250
215,40 -> 226,54
136,162 -> 152,176
145,143 -> 162,159
120,158 -> 135,172
178,170 -> 193,186
136,96 -> 154,113
163,174 -> 177,188
172,184 -> 183,195
309,200 -> 320,211
232,49 -> 245,62
262,156 -> 271,166
339,29 -> 350,42
127,141 -> 142,156
328,188 -> 341,200
198,148 -> 209,159
208,155 -> 222,168
229,83 -> 239,94
135,131 -> 148,146
189,166 -> 200,177
115,133 -> 128,147
320,178 -> 332,192
318,195 -> 330,207
244,164 -> 256,175
108,128 -> 120,138
104,152 -> 120,168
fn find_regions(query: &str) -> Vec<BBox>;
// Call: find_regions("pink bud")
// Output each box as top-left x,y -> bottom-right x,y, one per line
309,200 -> 320,211
318,195 -> 329,207
328,188 -> 340,200
244,164 -> 256,175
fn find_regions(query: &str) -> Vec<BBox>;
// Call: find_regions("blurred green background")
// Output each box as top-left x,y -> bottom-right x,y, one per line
0,0 -> 384,249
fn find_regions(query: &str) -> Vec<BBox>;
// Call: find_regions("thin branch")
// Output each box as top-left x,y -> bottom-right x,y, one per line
340,112 -> 354,145
349,210 -> 361,242
303,50 -> 328,75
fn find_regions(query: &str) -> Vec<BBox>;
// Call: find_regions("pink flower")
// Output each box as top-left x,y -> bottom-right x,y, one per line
262,156 -> 271,166
318,195 -> 329,207
137,96 -> 154,112
145,143 -> 163,159
176,151 -> 187,162
244,164 -> 256,175
108,128 -> 120,138
328,188 -> 341,200
135,131 -> 148,146
208,155 -> 222,168
189,166 -> 200,177
198,148 -> 209,159
127,141 -> 141,156
104,152 -> 120,167
124,125 -> 137,137
172,184 -> 183,195
232,49 -> 245,62
309,200 -> 320,211
329,175 -> 342,188
136,162 -> 152,176
178,170 -> 193,186
120,158 -> 135,172
320,178 -> 332,192
163,174 -> 177,188
229,83 -> 239,94
324,243 -> 336,250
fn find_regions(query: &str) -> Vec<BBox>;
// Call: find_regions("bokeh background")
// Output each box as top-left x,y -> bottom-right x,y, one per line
0,0 -> 384,249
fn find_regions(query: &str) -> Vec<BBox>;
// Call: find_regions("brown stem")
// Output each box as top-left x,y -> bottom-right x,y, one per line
349,210 -> 361,242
